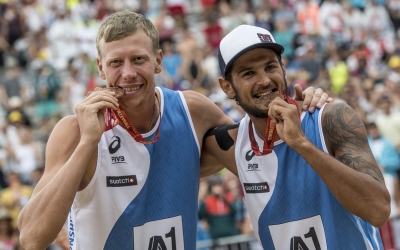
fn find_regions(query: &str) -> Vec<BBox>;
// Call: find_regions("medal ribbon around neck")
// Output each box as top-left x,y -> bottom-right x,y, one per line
248,90 -> 299,156
105,94 -> 161,144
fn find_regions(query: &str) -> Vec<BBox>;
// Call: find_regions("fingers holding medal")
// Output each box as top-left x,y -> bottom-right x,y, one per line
267,95 -> 303,147
82,87 -> 123,111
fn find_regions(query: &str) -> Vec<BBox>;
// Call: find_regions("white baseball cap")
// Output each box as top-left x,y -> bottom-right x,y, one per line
218,25 -> 284,78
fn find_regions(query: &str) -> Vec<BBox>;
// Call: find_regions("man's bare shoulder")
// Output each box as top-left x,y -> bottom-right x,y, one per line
48,115 -> 80,144
46,115 -> 81,160
32,115 -> 84,196
321,101 -> 365,134
182,90 -> 234,134
181,90 -> 214,110
320,101 -> 367,146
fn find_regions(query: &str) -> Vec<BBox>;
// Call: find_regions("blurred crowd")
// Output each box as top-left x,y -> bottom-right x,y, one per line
0,0 -> 400,249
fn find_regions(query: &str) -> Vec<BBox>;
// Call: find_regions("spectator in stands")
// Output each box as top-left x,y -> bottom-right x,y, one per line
199,174 -> 240,240
0,172 -> 32,228
202,11 -> 223,53
161,40 -> 182,85
5,96 -> 31,128
32,62 -> 61,120
299,41 -> 322,85
296,0 -> 320,36
272,20 -> 295,60
179,39 -> 207,91
6,126 -> 42,185
0,206 -> 20,250
0,64 -> 26,111
326,53 -> 349,95
342,2 -> 366,45
367,122 -> 400,217
374,95 -> 400,153
319,0 -> 345,46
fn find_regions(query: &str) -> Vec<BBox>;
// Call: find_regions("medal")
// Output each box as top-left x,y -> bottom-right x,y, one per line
249,90 -> 299,155
103,87 -> 161,144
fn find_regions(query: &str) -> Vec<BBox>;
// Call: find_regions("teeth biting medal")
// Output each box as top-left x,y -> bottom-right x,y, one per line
255,91 -> 284,110
249,90 -> 299,155
96,86 -> 125,98
104,86 -> 161,144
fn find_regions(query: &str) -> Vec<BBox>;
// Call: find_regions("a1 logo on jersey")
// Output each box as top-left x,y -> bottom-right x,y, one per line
133,215 -> 184,250
269,215 -> 327,250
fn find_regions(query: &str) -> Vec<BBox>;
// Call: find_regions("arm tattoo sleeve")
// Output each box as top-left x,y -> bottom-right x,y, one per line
323,103 -> 385,183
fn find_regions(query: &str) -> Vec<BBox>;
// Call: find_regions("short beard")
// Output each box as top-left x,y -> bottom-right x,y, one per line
231,78 -> 288,119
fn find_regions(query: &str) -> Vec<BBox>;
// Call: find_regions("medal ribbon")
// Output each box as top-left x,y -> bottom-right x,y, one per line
249,90 -> 299,156
105,95 -> 161,144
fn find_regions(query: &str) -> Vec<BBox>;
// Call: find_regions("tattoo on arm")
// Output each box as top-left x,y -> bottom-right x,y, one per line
323,103 -> 384,183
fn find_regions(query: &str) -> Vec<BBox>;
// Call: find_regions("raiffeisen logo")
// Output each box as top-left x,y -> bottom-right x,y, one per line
106,175 -> 137,187
243,182 -> 270,193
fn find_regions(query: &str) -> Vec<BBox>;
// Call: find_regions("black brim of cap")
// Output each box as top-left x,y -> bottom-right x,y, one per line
221,42 -> 284,78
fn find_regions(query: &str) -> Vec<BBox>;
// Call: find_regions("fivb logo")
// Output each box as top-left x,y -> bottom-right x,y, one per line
247,163 -> 259,171
111,156 -> 126,164
106,175 -> 137,187
243,182 -> 269,193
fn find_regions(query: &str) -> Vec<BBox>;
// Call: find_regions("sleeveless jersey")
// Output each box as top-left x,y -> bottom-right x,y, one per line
235,105 -> 383,249
68,87 -> 200,250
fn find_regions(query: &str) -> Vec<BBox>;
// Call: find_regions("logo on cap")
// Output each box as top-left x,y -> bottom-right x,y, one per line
257,33 -> 273,43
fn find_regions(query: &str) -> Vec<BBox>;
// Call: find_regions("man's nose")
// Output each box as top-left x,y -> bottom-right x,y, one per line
256,71 -> 272,86
121,62 -> 137,80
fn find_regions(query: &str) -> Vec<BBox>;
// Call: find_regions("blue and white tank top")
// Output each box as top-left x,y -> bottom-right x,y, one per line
235,105 -> 383,249
68,87 -> 200,250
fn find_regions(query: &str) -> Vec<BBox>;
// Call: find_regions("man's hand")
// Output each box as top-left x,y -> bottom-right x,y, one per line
268,97 -> 306,148
75,89 -> 119,144
293,84 -> 333,113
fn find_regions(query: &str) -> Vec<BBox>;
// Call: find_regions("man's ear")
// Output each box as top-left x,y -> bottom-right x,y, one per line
219,77 -> 235,98
97,57 -> 106,79
155,49 -> 163,74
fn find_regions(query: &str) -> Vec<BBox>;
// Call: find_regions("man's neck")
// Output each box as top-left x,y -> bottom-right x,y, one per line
122,91 -> 159,134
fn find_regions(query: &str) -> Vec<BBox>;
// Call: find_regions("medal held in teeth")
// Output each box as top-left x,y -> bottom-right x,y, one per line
103,87 -> 160,144
249,90 -> 298,156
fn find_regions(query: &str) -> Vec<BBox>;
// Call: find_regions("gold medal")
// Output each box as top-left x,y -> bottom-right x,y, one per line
96,86 -> 125,98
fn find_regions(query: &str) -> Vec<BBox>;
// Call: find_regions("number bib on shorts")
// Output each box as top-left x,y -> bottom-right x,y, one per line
68,87 -> 200,250
235,106 -> 384,250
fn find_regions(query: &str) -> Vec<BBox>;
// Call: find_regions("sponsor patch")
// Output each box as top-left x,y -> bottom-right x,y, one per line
257,33 -> 273,42
243,182 -> 269,193
107,175 -> 137,187
247,163 -> 260,171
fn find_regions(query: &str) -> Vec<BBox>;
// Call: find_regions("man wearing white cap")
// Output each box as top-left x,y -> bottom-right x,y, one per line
204,25 -> 389,249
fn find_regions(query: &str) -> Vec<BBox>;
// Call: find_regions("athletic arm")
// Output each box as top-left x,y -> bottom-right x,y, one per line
17,91 -> 119,250
273,101 -> 390,227
17,116 -> 96,249
182,91 -> 234,177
